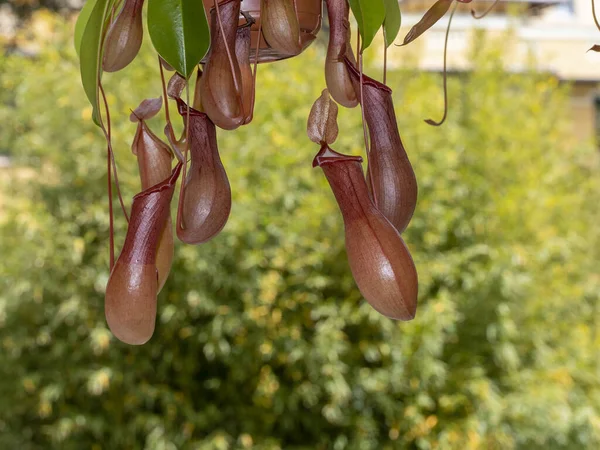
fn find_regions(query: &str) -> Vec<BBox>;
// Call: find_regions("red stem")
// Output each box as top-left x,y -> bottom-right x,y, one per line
249,18 -> 262,117
356,38 -> 378,208
158,57 -> 185,163
99,83 -> 130,222
383,28 -> 388,85
355,29 -> 360,69
107,132 -> 114,269
158,57 -> 172,128
177,83 -> 192,232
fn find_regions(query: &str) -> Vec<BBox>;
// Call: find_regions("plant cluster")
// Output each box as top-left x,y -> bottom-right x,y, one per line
74,0 -> 599,345
74,0 -> 418,344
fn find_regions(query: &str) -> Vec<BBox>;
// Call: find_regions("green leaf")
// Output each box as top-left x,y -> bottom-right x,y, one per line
383,0 -> 401,47
147,0 -> 210,78
80,0 -> 114,126
348,0 -> 386,51
74,0 -> 99,56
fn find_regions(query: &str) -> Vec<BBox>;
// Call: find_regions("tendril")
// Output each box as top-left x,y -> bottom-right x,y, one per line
425,2 -> 457,127
106,127 -> 114,269
250,16 -> 262,119
99,82 -> 130,221
593,0 -> 600,31
158,57 -> 172,129
471,0 -> 500,19
356,30 -> 360,69
383,27 -> 388,85
177,82 -> 192,232
356,35 -> 378,207
158,57 -> 185,163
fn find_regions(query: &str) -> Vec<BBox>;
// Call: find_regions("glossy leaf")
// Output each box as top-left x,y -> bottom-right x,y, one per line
74,0 -> 99,56
383,0 -> 401,47
147,0 -> 210,78
80,0 -> 114,125
400,0 -> 452,46
348,0 -> 386,50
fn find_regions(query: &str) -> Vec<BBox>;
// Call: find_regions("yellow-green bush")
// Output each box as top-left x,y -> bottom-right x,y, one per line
1,12 -> 600,450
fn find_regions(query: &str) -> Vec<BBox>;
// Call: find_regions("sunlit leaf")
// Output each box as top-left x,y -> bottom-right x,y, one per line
80,0 -> 114,126
74,0 -> 99,56
383,0 -> 401,47
348,0 -> 387,50
399,0 -> 453,46
147,0 -> 210,78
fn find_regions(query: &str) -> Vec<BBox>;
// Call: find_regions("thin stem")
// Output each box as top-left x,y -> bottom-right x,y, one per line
214,0 -> 244,107
99,83 -> 130,221
356,30 -> 360,69
108,0 -> 125,26
95,0 -> 112,134
109,1 -> 117,24
97,1 -> 117,270
158,57 -> 172,128
177,83 -> 192,232
292,0 -> 301,47
249,19 -> 262,120
107,129 -> 114,269
185,83 -> 191,168
358,50 -> 378,208
158,57 -> 185,163
358,56 -> 369,158
471,0 -> 500,19
383,28 -> 388,85
593,0 -> 600,31
425,2 -> 457,127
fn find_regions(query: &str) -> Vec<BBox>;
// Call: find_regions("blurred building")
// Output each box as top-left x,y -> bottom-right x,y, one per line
394,0 -> 600,146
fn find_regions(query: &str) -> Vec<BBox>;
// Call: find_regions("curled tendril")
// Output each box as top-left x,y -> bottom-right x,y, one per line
425,2 -> 457,127
471,0 -> 500,19
593,0 -> 600,31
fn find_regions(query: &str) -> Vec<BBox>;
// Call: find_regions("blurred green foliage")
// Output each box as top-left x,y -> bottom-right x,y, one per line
1,11 -> 600,450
